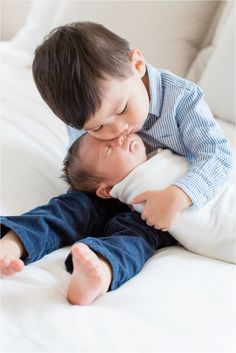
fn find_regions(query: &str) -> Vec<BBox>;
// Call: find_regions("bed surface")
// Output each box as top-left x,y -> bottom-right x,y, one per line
2,246 -> 236,353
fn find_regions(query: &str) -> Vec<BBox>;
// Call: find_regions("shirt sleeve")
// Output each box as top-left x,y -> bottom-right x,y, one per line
173,84 -> 233,208
66,125 -> 86,148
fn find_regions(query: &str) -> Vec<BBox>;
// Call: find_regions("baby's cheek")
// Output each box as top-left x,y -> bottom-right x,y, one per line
123,157 -> 137,174
116,157 -> 131,176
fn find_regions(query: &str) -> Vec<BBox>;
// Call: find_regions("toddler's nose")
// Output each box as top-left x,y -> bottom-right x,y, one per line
111,122 -> 129,138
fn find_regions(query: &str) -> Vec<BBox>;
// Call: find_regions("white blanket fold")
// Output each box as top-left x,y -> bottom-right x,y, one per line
111,149 -> 236,263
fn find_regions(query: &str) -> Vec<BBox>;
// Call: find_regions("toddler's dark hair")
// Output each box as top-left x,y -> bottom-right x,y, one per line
62,134 -> 104,193
33,21 -> 132,129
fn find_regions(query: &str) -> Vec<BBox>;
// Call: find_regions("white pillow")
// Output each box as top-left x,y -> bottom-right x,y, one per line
1,43 -> 68,216
9,0 -> 61,56
51,1 -> 220,77
188,2 -> 235,124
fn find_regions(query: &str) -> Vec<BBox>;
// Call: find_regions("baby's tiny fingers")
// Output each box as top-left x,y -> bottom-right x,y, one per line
141,214 -> 147,221
154,225 -> 161,230
146,220 -> 153,227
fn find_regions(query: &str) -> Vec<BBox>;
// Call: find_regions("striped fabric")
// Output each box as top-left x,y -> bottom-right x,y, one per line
67,63 -> 232,208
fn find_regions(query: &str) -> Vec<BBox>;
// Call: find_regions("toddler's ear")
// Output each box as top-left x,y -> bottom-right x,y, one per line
129,48 -> 146,77
96,184 -> 113,199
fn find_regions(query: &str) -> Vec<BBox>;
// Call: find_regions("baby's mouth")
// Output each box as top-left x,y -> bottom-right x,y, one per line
123,125 -> 139,136
120,134 -> 131,150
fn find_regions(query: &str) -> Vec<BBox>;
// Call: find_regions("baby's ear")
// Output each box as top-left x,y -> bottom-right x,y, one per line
96,184 -> 113,199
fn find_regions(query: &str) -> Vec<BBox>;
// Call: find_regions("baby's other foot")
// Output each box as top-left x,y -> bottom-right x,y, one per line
0,256 -> 24,276
67,243 -> 112,305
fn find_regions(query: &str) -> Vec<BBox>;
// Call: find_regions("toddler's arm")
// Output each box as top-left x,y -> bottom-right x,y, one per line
0,231 -> 26,275
174,85 -> 232,208
134,83 -> 232,229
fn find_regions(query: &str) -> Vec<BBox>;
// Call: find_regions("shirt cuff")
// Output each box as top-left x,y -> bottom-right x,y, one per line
173,173 -> 214,208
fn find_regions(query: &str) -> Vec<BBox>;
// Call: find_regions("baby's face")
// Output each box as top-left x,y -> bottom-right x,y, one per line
80,133 -> 147,185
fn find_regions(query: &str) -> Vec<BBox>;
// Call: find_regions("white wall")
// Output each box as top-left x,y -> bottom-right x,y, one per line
0,0 -> 30,40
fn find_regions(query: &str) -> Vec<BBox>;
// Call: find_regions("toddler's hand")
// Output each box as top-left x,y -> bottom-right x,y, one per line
132,185 -> 192,231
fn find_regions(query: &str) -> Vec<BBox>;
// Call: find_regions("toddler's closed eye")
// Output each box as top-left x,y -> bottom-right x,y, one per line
93,125 -> 103,132
118,104 -> 127,115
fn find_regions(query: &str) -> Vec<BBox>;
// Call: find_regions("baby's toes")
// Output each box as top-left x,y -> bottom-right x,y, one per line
0,256 -> 11,275
11,259 -> 24,272
0,258 -> 24,276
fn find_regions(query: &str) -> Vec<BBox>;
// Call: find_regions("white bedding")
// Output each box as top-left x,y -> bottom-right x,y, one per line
1,246 -> 236,353
111,149 -> 236,264
1,43 -> 236,353
0,42 -> 68,216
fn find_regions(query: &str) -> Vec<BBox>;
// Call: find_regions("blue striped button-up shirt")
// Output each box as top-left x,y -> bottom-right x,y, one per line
68,63 -> 232,208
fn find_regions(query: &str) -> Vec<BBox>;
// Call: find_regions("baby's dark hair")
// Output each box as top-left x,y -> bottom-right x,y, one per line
33,21 -> 133,129
62,134 -> 104,193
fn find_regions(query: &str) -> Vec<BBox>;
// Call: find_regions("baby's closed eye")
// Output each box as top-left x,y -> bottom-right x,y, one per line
105,145 -> 112,157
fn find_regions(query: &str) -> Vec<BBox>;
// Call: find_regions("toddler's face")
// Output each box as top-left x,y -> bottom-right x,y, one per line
83,50 -> 149,140
80,133 -> 147,186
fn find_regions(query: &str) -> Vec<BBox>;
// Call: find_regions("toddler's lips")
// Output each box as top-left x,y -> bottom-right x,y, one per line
124,126 -> 138,135
129,127 -> 138,134
124,129 -> 133,135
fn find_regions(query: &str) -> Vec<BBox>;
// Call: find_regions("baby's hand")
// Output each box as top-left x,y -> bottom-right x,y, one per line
132,185 -> 192,231
0,231 -> 25,276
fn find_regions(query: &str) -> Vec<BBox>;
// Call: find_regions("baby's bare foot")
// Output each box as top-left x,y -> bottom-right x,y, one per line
0,231 -> 26,276
0,256 -> 24,276
67,243 -> 112,305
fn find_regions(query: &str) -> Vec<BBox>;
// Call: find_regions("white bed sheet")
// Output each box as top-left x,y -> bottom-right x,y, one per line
0,42 -> 68,216
1,246 -> 236,353
1,42 -> 236,353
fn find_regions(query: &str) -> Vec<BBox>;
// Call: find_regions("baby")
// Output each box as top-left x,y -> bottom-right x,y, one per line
63,133 -> 236,264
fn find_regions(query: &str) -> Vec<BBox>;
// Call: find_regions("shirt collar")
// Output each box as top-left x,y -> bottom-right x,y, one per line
146,63 -> 162,117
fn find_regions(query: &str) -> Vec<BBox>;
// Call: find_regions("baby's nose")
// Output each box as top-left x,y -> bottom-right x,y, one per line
116,135 -> 126,146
